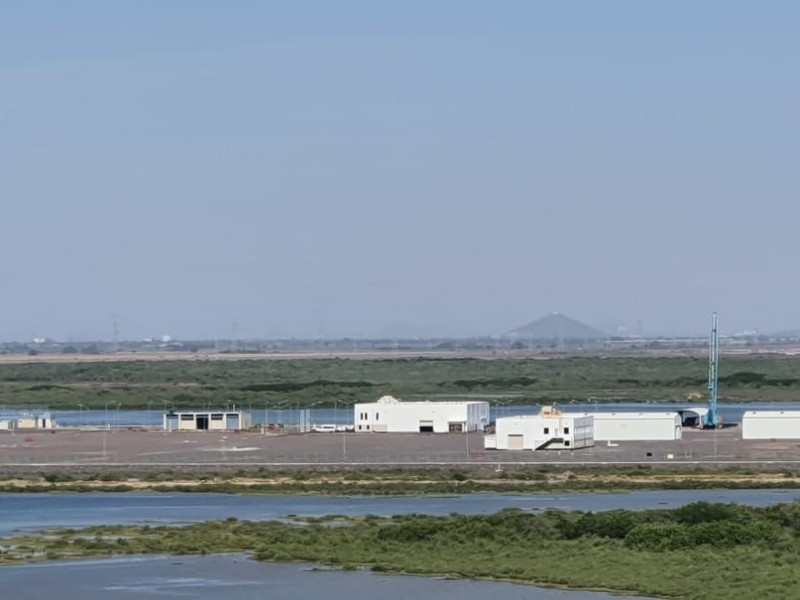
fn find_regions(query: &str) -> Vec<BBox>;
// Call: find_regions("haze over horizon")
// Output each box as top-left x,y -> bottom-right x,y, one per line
3,2 -> 798,342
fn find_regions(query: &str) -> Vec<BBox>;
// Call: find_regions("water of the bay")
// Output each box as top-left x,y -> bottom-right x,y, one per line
2,489 -> 800,537
0,554 -> 643,600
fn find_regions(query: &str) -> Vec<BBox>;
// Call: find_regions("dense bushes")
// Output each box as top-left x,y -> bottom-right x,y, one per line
673,501 -> 745,525
371,501 -> 794,552
625,521 -> 782,551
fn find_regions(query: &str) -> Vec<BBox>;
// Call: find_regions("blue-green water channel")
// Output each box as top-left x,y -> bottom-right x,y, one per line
2,489 -> 800,536
0,554 -> 643,599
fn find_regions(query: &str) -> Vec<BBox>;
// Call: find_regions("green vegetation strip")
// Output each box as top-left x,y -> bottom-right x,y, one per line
4,355 -> 800,411
3,501 -> 800,599
2,466 -> 800,495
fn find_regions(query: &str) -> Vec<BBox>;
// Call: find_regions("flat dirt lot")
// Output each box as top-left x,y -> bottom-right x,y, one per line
2,426 -> 799,475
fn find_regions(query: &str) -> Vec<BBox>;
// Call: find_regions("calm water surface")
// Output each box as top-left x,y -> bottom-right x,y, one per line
0,555 -> 643,600
2,401 -> 798,427
2,489 -> 800,536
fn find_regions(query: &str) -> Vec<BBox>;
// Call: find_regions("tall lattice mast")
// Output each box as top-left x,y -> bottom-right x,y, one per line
703,311 -> 720,428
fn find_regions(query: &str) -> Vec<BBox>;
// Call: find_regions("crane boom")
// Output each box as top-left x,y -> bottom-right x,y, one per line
703,311 -> 720,428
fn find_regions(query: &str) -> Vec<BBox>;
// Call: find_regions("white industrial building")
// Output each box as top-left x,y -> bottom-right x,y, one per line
164,410 -> 252,431
485,408 -> 594,451
742,411 -> 800,440
354,396 -> 490,433
563,411 -> 682,442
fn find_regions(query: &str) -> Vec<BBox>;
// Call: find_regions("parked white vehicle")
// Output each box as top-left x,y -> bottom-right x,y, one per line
311,424 -> 337,433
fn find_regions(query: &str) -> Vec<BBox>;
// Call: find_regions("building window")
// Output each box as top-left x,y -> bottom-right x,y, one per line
565,440 -> 570,447
375,413 -> 379,421
563,426 -> 570,434
358,425 -> 362,431
543,427 -> 549,434
366,424 -> 370,430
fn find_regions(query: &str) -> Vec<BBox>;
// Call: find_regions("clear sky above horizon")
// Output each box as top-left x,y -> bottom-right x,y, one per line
2,1 -> 798,341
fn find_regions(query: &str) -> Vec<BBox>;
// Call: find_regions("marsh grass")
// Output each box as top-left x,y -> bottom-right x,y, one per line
2,465 -> 799,495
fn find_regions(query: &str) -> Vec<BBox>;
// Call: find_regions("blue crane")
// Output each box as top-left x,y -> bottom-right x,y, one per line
703,311 -> 720,428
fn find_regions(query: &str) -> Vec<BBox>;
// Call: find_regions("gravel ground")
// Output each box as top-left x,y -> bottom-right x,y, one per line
2,426 -> 800,478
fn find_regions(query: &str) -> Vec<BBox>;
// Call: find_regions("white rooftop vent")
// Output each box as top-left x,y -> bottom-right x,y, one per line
377,395 -> 401,404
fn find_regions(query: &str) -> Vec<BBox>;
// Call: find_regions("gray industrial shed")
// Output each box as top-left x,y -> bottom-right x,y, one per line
164,410 -> 252,431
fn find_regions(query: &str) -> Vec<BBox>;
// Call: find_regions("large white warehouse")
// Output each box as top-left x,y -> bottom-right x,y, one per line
742,411 -> 800,440
486,410 -> 594,451
354,396 -> 490,433
564,412 -> 682,442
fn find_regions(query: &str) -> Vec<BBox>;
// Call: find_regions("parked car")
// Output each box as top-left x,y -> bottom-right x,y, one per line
311,424 -> 337,433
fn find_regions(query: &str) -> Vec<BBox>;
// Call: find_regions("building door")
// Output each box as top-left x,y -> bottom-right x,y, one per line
448,422 -> 463,433
508,434 -> 524,450
419,420 -> 434,433
196,415 -> 209,430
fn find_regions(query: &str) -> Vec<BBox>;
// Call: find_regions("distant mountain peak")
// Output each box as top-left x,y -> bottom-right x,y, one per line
506,313 -> 607,341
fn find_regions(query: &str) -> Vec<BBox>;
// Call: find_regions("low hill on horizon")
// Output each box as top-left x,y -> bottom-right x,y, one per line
506,312 -> 608,342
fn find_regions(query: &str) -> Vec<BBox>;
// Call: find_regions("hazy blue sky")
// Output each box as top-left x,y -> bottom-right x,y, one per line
2,2 -> 798,340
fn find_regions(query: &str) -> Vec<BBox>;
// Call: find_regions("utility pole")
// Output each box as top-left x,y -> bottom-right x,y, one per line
109,313 -> 120,352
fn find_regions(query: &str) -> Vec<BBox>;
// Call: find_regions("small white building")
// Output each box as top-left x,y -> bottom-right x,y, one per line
164,410 -> 252,432
0,419 -> 16,430
17,413 -> 56,429
354,396 -> 490,433
742,411 -> 800,440
486,409 -> 594,451
564,411 -> 682,442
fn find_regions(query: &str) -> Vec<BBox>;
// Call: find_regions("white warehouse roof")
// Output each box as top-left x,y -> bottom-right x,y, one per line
742,410 -> 800,440
373,395 -> 486,406
497,414 -> 557,421
562,411 -> 682,442
355,397 -> 490,433
743,411 -> 800,418
565,411 -> 680,419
